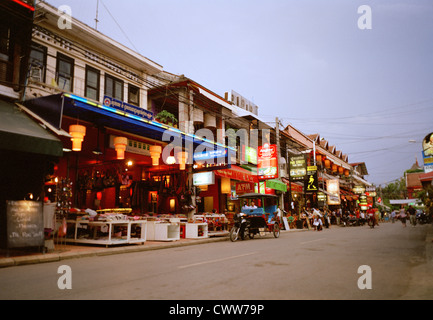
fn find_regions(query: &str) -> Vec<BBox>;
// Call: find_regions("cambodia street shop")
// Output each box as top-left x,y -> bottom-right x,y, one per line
23,93 -> 231,244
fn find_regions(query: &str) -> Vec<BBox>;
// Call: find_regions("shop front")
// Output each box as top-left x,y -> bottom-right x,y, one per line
0,100 -> 63,249
23,93 -> 232,244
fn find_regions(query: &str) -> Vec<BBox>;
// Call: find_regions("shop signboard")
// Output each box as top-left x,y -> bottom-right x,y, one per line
258,144 -> 278,180
353,185 -> 365,194
236,182 -> 255,194
193,171 -> 215,186
193,148 -> 229,172
305,166 -> 318,193
359,194 -> 368,210
422,132 -> 433,173
103,96 -> 154,121
6,201 -> 44,249
289,155 -> 306,181
326,179 -> 341,205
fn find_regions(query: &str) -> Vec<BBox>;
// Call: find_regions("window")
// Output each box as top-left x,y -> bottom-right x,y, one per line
29,43 -> 47,82
128,84 -> 140,106
105,74 -> 123,101
56,53 -> 74,91
85,66 -> 100,101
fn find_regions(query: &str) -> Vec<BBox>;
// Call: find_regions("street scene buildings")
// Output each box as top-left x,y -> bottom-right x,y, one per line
0,0 -> 432,281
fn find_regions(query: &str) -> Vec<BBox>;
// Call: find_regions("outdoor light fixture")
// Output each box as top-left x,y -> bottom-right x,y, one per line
166,156 -> 176,165
114,137 -> 128,160
150,145 -> 162,166
176,151 -> 188,170
221,177 -> 231,194
69,124 -> 86,152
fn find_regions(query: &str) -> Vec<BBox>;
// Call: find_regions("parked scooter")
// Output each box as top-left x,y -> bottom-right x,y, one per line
230,213 -> 250,242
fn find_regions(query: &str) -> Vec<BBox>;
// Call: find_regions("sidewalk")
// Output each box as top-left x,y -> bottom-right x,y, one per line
0,228 -> 308,268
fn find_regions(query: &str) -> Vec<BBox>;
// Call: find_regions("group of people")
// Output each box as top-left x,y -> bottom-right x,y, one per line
390,205 -> 417,227
295,207 -> 381,230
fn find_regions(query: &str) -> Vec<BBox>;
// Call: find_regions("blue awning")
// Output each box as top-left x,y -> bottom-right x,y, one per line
24,93 -> 235,160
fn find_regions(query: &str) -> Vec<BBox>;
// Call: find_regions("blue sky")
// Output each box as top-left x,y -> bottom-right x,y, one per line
45,0 -> 433,186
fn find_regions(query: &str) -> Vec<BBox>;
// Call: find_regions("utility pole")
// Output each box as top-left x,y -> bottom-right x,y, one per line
276,117 -> 284,211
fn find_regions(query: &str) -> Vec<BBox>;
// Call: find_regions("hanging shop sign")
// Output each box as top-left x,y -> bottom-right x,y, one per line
103,96 -> 154,121
193,171 -> 215,186
258,144 -> 278,180
365,186 -> 376,197
193,148 -> 229,172
289,155 -> 307,181
353,185 -> 365,194
327,179 -> 341,205
305,166 -> 318,193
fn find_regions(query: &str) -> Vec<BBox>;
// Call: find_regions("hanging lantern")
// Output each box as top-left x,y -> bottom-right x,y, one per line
69,124 -> 86,152
221,177 -> 231,194
338,166 -> 344,175
114,137 -> 128,160
324,159 -> 331,168
150,145 -> 162,166
176,151 -> 188,170
344,169 -> 350,177
316,154 -> 322,163
332,164 -> 337,172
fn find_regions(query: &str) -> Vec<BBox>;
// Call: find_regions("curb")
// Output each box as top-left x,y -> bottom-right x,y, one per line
0,228 -> 309,268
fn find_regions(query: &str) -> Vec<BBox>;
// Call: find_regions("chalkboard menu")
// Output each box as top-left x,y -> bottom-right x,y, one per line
6,201 -> 44,248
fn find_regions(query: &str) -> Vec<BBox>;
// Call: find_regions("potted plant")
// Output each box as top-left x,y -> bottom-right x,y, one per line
155,110 -> 178,126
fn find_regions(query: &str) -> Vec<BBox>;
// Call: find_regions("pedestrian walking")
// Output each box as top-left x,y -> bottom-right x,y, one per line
399,207 -> 407,227
408,205 -> 416,227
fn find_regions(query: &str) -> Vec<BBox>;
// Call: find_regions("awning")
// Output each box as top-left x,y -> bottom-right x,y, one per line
0,100 -> 63,157
265,179 -> 287,193
282,178 -> 303,193
24,93 -> 235,157
214,165 -> 258,183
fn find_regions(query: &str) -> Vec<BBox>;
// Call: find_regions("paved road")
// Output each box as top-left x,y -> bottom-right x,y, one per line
0,222 -> 431,300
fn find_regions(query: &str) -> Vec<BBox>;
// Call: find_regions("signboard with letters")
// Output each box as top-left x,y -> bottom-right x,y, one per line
289,155 -> 307,181
6,201 -> 44,249
258,144 -> 278,180
103,96 -> 153,121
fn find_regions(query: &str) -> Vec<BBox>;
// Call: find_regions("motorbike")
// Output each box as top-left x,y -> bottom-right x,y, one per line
416,212 -> 431,225
367,213 -> 375,228
230,213 -> 250,242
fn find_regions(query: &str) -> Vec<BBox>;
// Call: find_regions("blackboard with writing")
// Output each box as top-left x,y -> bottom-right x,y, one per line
6,201 -> 44,248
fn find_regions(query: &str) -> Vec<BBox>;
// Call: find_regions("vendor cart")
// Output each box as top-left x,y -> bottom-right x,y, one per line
230,193 -> 281,242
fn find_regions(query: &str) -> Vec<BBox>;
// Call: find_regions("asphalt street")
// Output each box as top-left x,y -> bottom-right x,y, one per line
0,222 -> 431,300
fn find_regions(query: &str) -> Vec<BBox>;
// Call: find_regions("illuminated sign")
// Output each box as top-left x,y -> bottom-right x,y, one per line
103,96 -> 153,121
258,144 -> 278,180
305,166 -> 318,192
289,155 -> 306,181
193,172 -> 215,186
327,179 -> 341,205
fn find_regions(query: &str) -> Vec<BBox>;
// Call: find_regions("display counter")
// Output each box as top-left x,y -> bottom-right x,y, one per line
195,214 -> 229,237
146,220 -> 180,241
63,219 -> 147,247
180,222 -> 208,239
